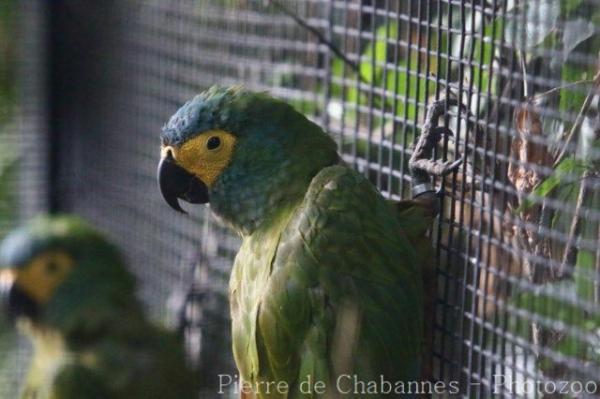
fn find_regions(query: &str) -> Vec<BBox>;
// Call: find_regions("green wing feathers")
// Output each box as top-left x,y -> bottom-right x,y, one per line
389,197 -> 437,384
24,311 -> 196,399
233,165 -> 426,398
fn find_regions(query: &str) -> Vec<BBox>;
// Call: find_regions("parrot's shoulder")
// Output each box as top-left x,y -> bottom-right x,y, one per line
51,363 -> 109,399
299,164 -> 384,222
47,320 -> 195,399
286,163 -> 419,283
87,324 -> 195,398
299,164 -> 406,238
304,164 -> 369,201
258,164 -> 425,384
303,164 -> 432,247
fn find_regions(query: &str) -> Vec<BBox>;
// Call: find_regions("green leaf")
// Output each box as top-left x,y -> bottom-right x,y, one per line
575,250 -> 595,302
0,143 -> 19,232
514,281 -> 588,326
541,335 -> 588,370
512,279 -> 600,369
574,186 -> 600,302
558,30 -> 600,116
515,157 -> 586,213
472,19 -> 502,96
505,0 -> 560,50
549,181 -> 580,260
562,0 -> 584,17
330,21 -> 443,126
562,18 -> 596,61
289,98 -> 320,117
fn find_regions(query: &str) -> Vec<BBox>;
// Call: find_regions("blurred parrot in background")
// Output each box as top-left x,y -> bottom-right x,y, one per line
157,86 -> 460,398
0,216 -> 196,399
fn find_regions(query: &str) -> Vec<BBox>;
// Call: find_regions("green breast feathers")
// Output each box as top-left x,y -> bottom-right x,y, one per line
229,165 -> 423,398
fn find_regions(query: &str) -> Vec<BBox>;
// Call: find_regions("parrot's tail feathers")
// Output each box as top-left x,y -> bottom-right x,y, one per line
409,98 -> 467,202
388,199 -> 434,242
389,200 -> 438,392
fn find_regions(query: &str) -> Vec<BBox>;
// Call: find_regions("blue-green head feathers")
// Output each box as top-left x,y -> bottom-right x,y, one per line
161,86 -> 239,146
161,86 -> 340,233
0,215 -> 123,271
162,86 -> 333,147
1,216 -> 136,331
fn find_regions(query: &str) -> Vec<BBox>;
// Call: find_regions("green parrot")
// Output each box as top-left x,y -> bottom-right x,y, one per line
0,216 -> 196,399
157,86 -> 460,398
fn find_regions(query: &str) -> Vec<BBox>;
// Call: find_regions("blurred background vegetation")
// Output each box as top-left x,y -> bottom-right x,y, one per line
0,0 -> 22,394
0,0 -> 16,120
0,0 -> 17,231
304,0 -> 600,385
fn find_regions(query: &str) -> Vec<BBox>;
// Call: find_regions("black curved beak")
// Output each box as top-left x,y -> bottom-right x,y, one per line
0,270 -> 38,323
157,150 -> 209,214
7,285 -> 39,322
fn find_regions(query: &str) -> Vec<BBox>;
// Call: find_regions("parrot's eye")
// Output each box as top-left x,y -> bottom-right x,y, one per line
45,261 -> 59,275
207,136 -> 221,150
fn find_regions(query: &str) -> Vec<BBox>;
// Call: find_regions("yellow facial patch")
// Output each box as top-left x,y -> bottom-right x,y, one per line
15,251 -> 74,305
162,129 -> 237,187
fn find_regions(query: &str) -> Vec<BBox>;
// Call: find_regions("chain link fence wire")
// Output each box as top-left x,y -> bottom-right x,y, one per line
4,0 -> 600,397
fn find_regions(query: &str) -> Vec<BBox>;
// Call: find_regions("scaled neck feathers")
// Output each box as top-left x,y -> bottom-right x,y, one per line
210,153 -> 339,236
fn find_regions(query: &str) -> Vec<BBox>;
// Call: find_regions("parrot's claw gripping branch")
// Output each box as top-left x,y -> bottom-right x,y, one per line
409,98 -> 466,202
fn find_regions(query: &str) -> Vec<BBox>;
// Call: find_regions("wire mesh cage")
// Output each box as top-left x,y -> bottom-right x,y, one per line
2,0 -> 600,398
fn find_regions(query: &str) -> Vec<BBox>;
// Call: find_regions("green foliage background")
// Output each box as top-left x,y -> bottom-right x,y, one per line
0,0 -> 16,221
0,0 -> 21,395
313,0 -> 600,380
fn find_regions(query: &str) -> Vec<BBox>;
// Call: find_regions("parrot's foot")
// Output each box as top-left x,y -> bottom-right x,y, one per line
411,156 -> 463,180
409,98 -> 466,199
